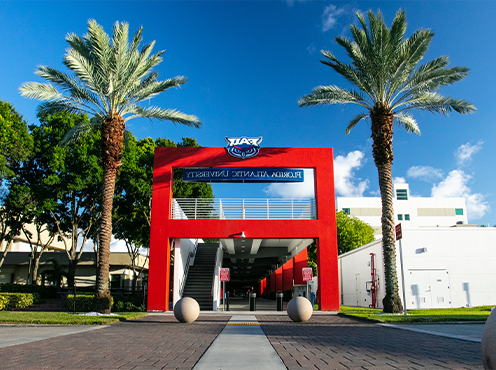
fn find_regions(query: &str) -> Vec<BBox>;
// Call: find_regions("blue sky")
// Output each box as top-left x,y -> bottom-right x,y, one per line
2,1 -> 495,226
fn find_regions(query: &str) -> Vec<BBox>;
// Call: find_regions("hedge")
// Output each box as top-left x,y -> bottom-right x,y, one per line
0,283 -> 57,299
0,293 -> 39,310
65,294 -> 114,312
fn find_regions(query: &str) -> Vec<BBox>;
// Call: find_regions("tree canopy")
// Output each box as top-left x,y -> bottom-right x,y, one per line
0,100 -> 33,179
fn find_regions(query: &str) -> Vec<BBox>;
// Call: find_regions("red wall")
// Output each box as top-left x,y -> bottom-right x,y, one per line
275,267 -> 283,292
148,147 -> 339,311
293,249 -> 308,285
282,258 -> 294,291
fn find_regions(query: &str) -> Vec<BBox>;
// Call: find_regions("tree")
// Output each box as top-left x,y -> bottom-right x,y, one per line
20,20 -> 200,312
299,10 -> 475,312
113,136 -> 213,292
307,211 -> 375,274
0,100 -> 33,180
26,113 -> 102,287
336,211 -> 375,255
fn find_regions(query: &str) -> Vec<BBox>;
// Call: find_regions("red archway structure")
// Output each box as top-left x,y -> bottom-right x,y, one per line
148,147 -> 339,311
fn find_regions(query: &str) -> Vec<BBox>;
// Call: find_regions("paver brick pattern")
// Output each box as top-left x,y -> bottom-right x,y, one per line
257,315 -> 483,370
0,315 -> 229,370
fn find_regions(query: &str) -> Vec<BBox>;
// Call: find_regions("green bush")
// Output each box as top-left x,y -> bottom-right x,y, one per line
65,294 -> 114,312
0,295 -> 7,310
112,294 -> 145,312
0,283 -> 57,299
0,293 -> 39,309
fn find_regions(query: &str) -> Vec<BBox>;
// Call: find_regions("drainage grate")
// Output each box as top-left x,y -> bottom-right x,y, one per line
226,322 -> 260,326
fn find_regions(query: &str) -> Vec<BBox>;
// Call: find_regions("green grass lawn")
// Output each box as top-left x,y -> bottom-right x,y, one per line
0,312 -> 147,325
339,305 -> 493,323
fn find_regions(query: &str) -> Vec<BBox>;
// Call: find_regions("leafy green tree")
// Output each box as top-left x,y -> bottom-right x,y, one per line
20,20 -> 200,312
307,211 -> 375,274
336,211 -> 375,255
41,258 -> 68,289
113,136 -> 213,292
0,100 -> 33,179
8,113 -> 101,285
31,113 -> 101,287
299,10 -> 475,312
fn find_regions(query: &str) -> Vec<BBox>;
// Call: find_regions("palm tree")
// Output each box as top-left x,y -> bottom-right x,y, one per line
299,10 -> 475,313
20,20 -> 201,313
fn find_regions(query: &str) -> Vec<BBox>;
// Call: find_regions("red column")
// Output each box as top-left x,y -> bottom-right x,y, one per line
275,266 -> 283,292
293,249 -> 308,285
282,258 -> 294,291
317,236 -> 339,310
269,272 -> 276,293
147,237 -> 171,311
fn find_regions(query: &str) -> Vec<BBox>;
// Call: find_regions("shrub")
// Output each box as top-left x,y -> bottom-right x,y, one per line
0,293 -> 38,309
112,294 -> 145,312
0,283 -> 57,299
0,295 -> 7,310
65,294 -> 114,312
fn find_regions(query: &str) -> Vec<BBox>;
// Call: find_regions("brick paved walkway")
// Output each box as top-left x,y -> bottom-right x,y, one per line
257,315 -> 483,370
0,315 -> 230,370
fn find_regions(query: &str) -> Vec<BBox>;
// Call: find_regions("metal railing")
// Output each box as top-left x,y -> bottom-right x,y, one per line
171,198 -> 316,220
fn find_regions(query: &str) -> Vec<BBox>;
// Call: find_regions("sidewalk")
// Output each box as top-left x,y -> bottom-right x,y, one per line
0,311 -> 484,369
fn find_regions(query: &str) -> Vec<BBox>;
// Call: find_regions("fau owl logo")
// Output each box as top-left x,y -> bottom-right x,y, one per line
225,136 -> 263,159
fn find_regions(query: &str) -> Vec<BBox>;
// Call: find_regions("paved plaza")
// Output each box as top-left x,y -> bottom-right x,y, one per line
0,309 -> 485,370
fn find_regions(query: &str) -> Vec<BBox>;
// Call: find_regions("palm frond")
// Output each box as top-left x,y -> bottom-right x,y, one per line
61,116 -> 102,145
394,112 -> 420,134
20,81 -> 62,101
321,50 -> 374,98
396,92 -> 477,115
345,113 -> 369,134
127,106 -> 201,128
298,85 -> 371,109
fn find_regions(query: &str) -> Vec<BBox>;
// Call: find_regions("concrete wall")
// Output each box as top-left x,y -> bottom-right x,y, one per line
173,238 -> 202,307
339,228 -> 496,309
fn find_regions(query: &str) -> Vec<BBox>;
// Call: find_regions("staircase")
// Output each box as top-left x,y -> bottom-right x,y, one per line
182,243 -> 218,310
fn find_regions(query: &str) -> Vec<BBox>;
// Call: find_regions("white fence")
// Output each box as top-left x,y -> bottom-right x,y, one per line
171,198 -> 316,220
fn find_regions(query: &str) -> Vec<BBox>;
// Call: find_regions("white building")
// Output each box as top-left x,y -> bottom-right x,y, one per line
336,183 -> 469,234
339,227 -> 496,309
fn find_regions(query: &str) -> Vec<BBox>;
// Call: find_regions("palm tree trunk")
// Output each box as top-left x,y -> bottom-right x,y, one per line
371,107 -> 403,313
94,116 -> 125,313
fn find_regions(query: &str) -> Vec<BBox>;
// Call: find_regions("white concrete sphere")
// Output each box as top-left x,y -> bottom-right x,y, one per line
174,297 -> 200,323
482,308 -> 496,369
287,297 -> 313,322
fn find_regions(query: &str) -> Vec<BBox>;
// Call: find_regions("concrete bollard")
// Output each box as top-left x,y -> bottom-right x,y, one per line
174,297 -> 200,323
482,308 -> 496,369
287,296 -> 313,322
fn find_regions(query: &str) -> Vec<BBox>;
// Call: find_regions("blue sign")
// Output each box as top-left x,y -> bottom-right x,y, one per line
225,137 -> 262,159
183,168 -> 304,183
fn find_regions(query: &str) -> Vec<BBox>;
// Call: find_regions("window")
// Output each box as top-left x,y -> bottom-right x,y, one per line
396,189 -> 408,200
405,214 -> 410,221
455,208 -> 463,215
342,208 -> 350,215
398,214 -> 403,221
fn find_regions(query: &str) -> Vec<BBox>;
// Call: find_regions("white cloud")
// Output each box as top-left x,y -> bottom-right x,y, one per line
407,165 -> 443,181
264,169 -> 314,198
334,151 -> 369,197
307,43 -> 316,54
455,140 -> 483,167
394,177 -> 406,184
322,4 -> 345,32
431,170 -> 490,221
